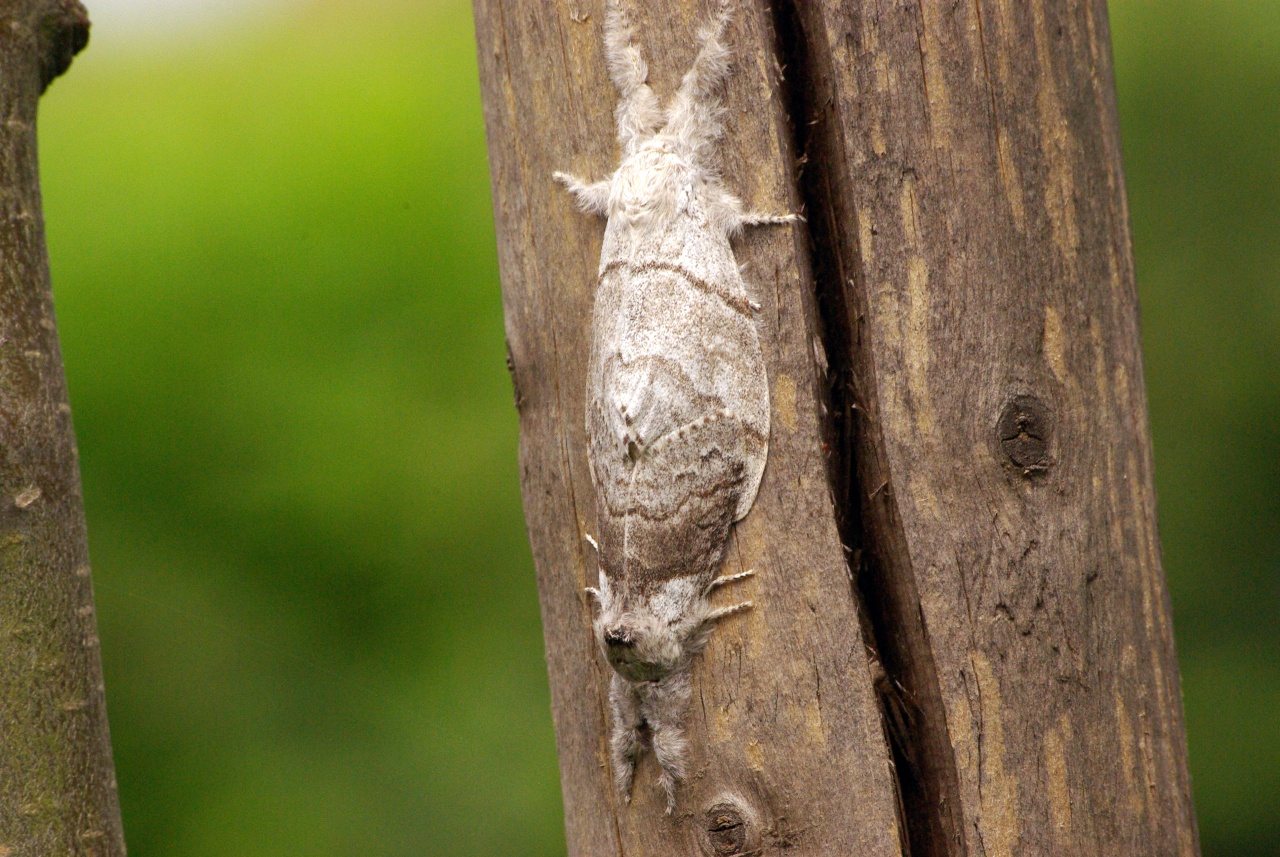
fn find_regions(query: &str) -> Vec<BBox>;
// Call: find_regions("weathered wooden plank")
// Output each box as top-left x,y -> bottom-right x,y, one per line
783,1 -> 1200,854
472,1 -> 904,853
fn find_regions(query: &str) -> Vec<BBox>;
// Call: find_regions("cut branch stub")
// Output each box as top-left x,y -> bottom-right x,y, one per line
35,0 -> 90,91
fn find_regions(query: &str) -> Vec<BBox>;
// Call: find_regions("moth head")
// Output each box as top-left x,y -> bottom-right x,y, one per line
596,609 -> 688,684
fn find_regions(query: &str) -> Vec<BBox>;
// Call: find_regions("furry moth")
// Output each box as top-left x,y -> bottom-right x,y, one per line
555,0 -> 794,813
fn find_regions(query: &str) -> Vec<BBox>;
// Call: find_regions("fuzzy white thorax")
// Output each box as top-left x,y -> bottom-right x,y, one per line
605,142 -> 696,234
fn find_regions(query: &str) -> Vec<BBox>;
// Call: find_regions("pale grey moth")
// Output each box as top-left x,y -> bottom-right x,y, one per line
555,0 -> 795,813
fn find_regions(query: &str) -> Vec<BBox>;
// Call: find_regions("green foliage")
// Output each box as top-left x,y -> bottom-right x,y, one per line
42,3 -> 559,855
31,0 -> 1276,854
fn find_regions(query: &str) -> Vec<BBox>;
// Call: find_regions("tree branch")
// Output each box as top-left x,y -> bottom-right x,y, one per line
0,2 -> 125,853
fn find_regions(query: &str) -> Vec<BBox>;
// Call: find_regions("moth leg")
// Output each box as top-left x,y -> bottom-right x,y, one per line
603,1 -> 662,153
608,674 -> 643,802
738,210 -> 802,228
679,4 -> 733,103
553,172 -> 611,216
686,598 -> 753,657
652,727 -> 686,815
704,600 -> 753,623
643,673 -> 691,815
708,568 -> 754,590
662,2 -> 733,158
704,182 -> 799,237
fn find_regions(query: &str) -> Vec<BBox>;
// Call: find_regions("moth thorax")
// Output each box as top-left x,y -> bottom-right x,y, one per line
612,146 -> 692,226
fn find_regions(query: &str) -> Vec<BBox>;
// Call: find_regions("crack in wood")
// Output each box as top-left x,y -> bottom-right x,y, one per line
768,3 -> 968,856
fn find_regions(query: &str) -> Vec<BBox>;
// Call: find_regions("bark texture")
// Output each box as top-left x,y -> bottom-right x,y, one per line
0,2 -> 126,855
782,2 -> 1199,855
473,2 -> 903,854
473,1 -> 1199,856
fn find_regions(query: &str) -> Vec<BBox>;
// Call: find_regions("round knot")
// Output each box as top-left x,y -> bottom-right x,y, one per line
705,804 -> 748,855
997,394 -> 1054,473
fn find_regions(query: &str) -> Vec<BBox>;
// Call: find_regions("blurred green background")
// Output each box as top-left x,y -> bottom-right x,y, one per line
31,0 -> 1276,854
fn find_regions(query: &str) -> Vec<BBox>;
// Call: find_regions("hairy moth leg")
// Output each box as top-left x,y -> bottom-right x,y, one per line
662,3 -> 733,157
553,172 -> 611,216
704,181 -> 800,237
603,1 -> 661,153
738,210 -> 802,228
641,671 -> 692,814
609,673 -> 644,801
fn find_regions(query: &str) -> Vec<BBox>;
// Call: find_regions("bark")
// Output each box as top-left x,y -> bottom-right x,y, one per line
473,1 -> 1199,855
783,2 -> 1199,854
0,2 -> 126,855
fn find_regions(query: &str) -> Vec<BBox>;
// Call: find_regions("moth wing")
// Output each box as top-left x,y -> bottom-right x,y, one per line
602,353 -> 709,457
615,410 -> 749,585
649,254 -> 769,523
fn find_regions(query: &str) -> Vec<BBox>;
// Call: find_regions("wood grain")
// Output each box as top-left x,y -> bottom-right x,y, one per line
473,1 -> 904,854
474,0 -> 1199,854
0,2 -> 127,854
784,1 -> 1200,855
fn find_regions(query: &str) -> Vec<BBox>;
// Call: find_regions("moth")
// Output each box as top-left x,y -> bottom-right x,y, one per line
555,0 -> 794,813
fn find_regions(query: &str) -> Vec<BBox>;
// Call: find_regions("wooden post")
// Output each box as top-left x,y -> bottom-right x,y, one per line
472,1 -> 1199,855
473,2 -> 903,854
0,2 -> 127,854
782,2 -> 1200,854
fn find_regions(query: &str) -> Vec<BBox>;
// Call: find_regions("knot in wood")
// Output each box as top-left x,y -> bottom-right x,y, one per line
998,394 -> 1053,473
705,804 -> 748,855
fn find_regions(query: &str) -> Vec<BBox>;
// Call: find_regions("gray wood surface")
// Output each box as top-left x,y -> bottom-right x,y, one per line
473,1 -> 1199,855
785,1 -> 1199,855
0,2 -> 127,854
473,2 -> 905,854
